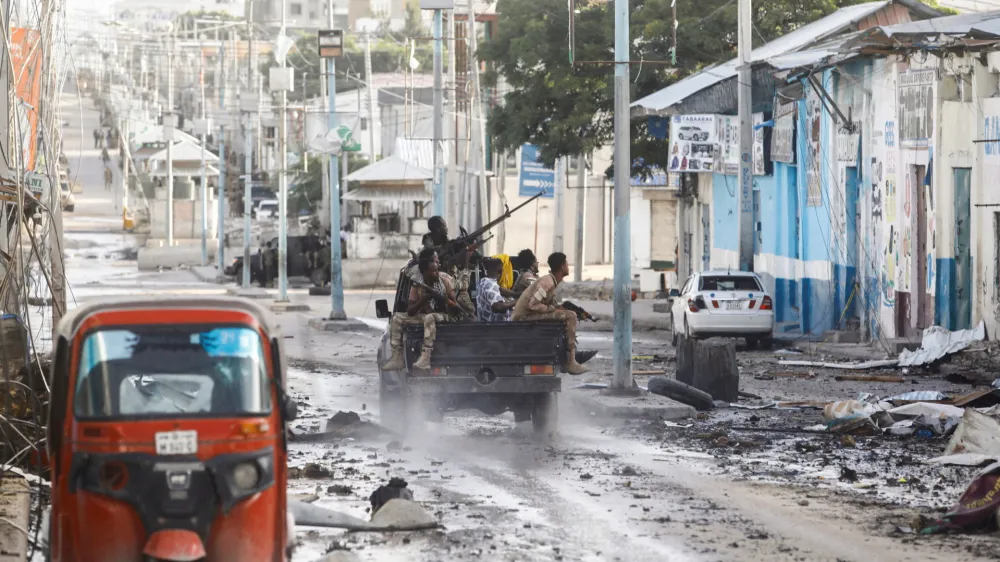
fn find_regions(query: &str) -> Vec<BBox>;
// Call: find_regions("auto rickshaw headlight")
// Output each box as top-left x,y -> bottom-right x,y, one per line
232,462 -> 261,490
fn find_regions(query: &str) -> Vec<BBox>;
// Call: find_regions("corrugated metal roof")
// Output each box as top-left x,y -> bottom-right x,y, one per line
146,140 -> 220,163
345,154 -> 434,183
632,2 -> 891,116
840,10 -> 1000,48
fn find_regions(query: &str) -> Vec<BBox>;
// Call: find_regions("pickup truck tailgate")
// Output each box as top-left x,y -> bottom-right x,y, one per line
404,321 -> 566,367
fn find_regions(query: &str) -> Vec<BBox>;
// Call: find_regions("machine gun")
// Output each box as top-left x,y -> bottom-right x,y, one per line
561,300 -> 598,322
411,278 -> 458,311
441,234 -> 495,269
433,190 -> 546,262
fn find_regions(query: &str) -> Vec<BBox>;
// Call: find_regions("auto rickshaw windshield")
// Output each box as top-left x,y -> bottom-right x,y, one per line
73,325 -> 272,419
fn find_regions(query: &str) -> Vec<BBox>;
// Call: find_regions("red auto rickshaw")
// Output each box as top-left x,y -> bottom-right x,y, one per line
46,296 -> 298,562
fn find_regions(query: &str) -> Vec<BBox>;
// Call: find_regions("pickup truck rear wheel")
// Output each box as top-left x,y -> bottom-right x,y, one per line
532,392 -> 558,434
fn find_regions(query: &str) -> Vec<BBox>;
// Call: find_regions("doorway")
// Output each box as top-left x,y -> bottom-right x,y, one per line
915,164 -> 929,330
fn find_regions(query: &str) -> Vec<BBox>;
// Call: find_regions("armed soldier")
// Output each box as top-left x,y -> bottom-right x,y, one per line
382,257 -> 458,371
512,252 -> 588,375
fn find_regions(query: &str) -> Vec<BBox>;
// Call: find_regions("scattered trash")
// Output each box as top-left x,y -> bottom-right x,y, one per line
920,461 -> 1000,534
928,409 -> 1000,466
326,411 -> 362,431
827,414 -> 879,435
886,390 -> 948,402
289,497 -> 437,532
369,499 -> 438,530
950,388 -> 1000,408
777,359 -> 899,370
580,473 -> 594,480
369,477 -> 414,515
839,435 -> 856,447
773,348 -> 804,355
888,402 -> 964,420
834,374 -> 904,383
899,322 -> 986,367
646,376 -> 715,410
839,466 -> 859,482
328,484 -> 353,495
945,371 -> 996,386
303,463 -> 332,479
664,421 -> 693,428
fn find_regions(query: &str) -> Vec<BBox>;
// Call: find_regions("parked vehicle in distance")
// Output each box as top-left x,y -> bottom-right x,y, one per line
677,125 -> 710,141
60,181 -> 74,212
670,270 -> 774,348
250,184 -> 276,207
253,199 -> 278,219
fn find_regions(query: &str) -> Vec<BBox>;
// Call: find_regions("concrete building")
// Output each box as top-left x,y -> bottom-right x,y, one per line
632,0 -> 945,339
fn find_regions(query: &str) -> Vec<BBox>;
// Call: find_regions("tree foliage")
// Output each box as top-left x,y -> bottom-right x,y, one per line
291,154 -> 370,213
480,0 -> 941,176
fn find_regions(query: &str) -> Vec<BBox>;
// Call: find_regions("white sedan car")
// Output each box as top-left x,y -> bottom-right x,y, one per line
670,270 -> 774,348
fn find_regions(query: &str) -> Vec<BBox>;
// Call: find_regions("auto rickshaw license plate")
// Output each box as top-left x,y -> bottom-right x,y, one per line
154,430 -> 198,455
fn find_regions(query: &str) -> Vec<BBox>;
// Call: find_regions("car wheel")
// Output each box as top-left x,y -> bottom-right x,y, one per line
759,336 -> 774,350
65,205 -> 74,212
684,316 -> 695,339
671,330 -> 679,347
233,264 -> 242,283
746,337 -> 759,348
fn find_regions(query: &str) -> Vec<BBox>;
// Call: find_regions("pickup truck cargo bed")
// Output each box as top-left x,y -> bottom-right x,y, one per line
403,320 -> 567,368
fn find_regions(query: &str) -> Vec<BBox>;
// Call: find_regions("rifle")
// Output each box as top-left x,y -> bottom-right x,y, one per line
561,300 -> 598,322
433,190 -> 546,257
441,234 -> 495,269
410,278 -> 458,311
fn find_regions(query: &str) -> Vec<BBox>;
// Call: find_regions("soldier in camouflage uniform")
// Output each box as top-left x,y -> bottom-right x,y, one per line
382,258 -> 458,371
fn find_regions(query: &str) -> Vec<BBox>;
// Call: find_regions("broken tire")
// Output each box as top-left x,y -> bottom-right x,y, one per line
647,376 -> 715,410
532,392 -> 558,434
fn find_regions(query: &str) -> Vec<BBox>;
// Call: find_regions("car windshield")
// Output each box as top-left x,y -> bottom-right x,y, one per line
699,275 -> 762,292
73,326 -> 271,419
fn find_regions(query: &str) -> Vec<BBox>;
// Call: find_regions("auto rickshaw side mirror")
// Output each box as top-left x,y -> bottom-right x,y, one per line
282,396 -> 298,421
375,299 -> 390,319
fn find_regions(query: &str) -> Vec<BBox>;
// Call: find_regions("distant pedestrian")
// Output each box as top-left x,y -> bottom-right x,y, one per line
106,130 -> 112,147
104,166 -> 113,191
92,129 -> 99,148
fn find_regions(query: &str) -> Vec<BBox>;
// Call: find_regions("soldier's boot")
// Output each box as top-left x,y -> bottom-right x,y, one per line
382,348 -> 405,371
413,346 -> 433,370
563,344 -> 589,375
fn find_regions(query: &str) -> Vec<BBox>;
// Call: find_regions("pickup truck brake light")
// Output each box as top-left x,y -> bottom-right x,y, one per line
525,365 -> 554,375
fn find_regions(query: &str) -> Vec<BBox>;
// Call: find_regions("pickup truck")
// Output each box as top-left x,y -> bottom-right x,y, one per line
375,266 -> 567,434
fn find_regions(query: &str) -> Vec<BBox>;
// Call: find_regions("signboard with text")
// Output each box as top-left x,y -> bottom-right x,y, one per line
518,144 -> 555,198
668,114 -> 718,173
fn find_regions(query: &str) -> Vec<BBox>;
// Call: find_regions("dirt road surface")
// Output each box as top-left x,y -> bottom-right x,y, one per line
41,92 -> 995,562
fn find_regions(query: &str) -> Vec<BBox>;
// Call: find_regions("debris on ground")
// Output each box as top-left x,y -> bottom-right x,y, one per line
328,484 -> 354,495
899,322 -> 986,367
369,499 -> 439,530
326,411 -> 362,430
303,463 -> 332,479
929,409 -> 1000,466
369,477 -> 414,515
920,461 -> 1000,534
646,376 -> 715,410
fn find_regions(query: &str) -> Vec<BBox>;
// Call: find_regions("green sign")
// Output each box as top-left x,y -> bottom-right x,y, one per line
25,172 -> 49,198
336,125 -> 361,152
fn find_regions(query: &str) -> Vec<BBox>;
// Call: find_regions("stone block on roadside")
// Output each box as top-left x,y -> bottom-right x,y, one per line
226,287 -> 271,300
0,476 -> 30,562
269,301 -> 312,313
673,336 -> 739,403
308,317 -> 378,333
370,499 -> 438,530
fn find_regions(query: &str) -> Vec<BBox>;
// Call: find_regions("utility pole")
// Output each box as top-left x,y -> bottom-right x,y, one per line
326,0 -> 346,319
217,39 -> 227,277
610,0 -> 633,391
431,8 -> 445,217
166,32 -> 175,246
364,30 -> 377,162
277,0 -> 290,302
200,43 -> 209,266
737,0 -> 753,272
574,155 -> 586,282
122,119 -> 130,218
242,0 -> 255,288
553,157 -> 565,252
467,0 -> 489,238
